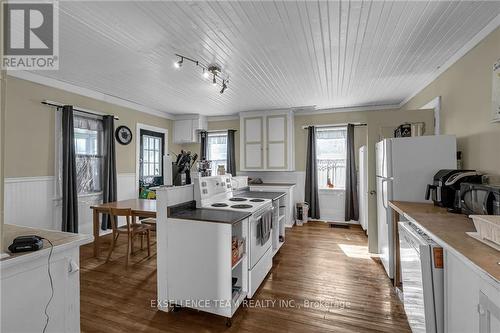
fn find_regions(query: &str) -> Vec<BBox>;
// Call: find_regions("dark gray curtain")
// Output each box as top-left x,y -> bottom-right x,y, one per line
62,105 -> 79,233
101,116 -> 117,230
305,126 -> 320,219
200,131 -> 208,160
345,124 -> 359,221
226,129 -> 237,176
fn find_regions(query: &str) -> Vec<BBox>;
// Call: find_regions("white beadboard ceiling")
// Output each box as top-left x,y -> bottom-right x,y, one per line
27,1 -> 500,116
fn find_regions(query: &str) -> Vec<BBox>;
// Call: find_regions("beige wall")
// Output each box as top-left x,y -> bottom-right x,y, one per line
402,27 -> 500,175
4,76 -> 175,177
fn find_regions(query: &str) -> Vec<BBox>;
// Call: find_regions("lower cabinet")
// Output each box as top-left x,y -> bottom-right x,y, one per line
249,185 -> 295,227
445,250 -> 500,333
1,247 -> 82,333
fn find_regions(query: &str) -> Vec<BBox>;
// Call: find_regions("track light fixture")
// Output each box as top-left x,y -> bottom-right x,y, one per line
220,80 -> 227,94
174,56 -> 183,68
174,53 -> 229,94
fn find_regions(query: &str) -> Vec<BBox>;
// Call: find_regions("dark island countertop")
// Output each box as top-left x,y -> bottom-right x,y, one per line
249,183 -> 296,187
237,190 -> 286,201
167,201 -> 250,225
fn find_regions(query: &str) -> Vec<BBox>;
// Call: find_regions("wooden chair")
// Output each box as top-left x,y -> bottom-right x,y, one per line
140,218 -> 156,231
106,207 -> 152,266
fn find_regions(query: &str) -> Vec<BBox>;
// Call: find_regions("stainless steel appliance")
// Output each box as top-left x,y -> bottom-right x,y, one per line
425,170 -> 482,210
399,221 -> 444,333
460,183 -> 500,215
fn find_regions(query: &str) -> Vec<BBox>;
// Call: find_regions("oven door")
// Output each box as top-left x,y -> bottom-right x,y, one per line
249,208 -> 272,269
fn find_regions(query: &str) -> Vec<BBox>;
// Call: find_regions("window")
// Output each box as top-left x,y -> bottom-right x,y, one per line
316,127 -> 347,189
207,132 -> 227,175
74,117 -> 103,194
141,135 -> 162,177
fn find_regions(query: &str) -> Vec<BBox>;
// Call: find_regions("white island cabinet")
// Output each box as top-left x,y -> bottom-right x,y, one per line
445,250 -> 500,333
249,183 -> 296,227
1,224 -> 93,333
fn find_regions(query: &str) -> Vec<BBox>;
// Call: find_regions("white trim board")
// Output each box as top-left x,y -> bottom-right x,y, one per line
7,71 -> 175,120
420,96 -> 442,135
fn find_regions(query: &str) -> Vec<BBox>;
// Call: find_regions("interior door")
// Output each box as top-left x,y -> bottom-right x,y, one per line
139,129 -> 165,195
244,117 -> 263,169
266,115 -> 287,169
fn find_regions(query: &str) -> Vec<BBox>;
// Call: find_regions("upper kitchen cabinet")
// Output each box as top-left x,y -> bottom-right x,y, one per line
240,110 -> 294,171
173,115 -> 207,144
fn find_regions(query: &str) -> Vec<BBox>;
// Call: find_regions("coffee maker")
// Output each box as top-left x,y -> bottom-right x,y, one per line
425,170 -> 482,211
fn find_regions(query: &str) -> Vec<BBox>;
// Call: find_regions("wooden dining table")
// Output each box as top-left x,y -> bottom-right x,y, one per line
90,199 -> 157,257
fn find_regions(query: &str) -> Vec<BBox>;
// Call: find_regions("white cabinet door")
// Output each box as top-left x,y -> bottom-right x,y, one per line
174,119 -> 193,143
266,115 -> 287,169
244,117 -> 263,169
445,250 -> 480,333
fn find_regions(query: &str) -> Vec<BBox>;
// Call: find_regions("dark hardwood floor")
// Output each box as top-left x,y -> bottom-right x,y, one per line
79,222 -> 410,332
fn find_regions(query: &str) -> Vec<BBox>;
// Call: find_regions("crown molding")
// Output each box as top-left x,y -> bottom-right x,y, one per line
400,13 -> 500,108
207,115 -> 239,122
293,103 -> 400,115
7,71 -> 175,120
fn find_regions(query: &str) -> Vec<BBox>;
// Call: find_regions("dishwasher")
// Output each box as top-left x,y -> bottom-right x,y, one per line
399,221 -> 444,333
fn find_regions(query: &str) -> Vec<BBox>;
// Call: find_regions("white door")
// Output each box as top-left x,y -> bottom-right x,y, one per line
244,117 -> 263,169
266,115 -> 287,169
377,176 -> 393,278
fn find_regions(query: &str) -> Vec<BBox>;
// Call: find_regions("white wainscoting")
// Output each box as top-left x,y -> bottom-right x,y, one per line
239,171 -> 305,204
319,189 -> 346,223
4,173 -> 137,235
240,171 -> 358,224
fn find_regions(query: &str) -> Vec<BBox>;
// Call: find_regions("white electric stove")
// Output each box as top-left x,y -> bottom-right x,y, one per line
194,175 -> 273,298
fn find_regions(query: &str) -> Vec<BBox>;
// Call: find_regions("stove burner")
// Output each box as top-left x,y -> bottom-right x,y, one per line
229,197 -> 247,202
211,203 -> 229,207
249,199 -> 265,202
231,204 -> 253,209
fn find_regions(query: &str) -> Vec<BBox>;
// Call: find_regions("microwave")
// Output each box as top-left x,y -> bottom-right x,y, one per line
460,183 -> 500,215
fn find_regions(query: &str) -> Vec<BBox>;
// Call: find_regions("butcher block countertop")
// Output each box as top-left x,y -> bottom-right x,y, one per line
389,201 -> 500,283
1,224 -> 93,268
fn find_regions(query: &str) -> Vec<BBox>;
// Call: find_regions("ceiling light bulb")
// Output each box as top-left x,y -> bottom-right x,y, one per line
174,57 -> 183,68
212,74 -> 217,86
202,69 -> 209,79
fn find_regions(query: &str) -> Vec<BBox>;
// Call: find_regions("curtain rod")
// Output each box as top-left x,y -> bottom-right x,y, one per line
301,123 -> 367,129
41,100 -> 119,120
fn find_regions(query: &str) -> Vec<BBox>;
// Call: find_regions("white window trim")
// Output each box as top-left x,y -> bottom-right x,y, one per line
135,123 -> 168,191
315,126 -> 348,190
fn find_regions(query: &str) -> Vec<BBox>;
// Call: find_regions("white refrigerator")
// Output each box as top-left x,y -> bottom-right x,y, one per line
376,135 -> 456,279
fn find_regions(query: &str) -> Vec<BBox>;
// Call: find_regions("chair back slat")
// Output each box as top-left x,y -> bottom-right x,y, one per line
108,208 -> 132,232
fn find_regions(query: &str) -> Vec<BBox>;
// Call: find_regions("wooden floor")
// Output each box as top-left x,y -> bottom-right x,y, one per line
80,222 -> 410,333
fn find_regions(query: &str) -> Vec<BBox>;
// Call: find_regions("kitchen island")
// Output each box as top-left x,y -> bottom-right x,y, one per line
155,198 -> 251,326
389,201 -> 499,333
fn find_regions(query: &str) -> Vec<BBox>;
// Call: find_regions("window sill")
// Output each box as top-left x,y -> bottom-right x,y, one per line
319,188 -> 345,192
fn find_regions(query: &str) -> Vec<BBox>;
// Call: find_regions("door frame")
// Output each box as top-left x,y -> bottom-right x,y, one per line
136,123 -> 168,192
420,96 -> 441,135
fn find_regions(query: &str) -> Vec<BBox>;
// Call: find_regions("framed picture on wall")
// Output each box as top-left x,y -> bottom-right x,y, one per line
493,59 -> 500,122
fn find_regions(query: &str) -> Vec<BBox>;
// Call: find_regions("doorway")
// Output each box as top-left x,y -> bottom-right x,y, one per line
136,124 -> 168,198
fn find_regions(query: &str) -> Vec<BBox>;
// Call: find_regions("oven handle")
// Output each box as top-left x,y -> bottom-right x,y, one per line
254,207 -> 273,221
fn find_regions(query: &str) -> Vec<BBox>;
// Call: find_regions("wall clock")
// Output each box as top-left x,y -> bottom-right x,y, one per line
115,125 -> 133,145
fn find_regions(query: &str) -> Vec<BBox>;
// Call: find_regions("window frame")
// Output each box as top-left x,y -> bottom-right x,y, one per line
207,131 -> 228,176
315,126 -> 348,190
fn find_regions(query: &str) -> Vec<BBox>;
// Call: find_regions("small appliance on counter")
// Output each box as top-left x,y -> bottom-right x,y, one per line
394,122 -> 425,137
197,159 -> 212,177
460,183 -> 500,216
425,169 -> 482,212
172,150 -> 198,186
